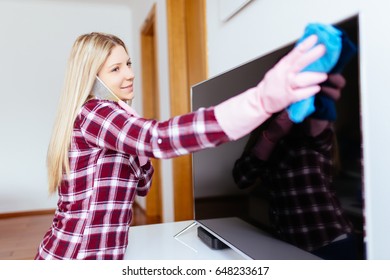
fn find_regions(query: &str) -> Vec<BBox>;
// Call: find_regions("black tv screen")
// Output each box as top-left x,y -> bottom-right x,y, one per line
191,16 -> 364,259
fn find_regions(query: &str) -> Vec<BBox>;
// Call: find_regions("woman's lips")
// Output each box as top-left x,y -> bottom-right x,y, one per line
121,84 -> 133,91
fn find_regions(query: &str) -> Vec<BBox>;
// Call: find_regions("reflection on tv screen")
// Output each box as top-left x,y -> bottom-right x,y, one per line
192,16 -> 364,260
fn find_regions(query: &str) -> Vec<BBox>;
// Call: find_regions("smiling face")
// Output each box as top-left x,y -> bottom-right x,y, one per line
97,45 -> 135,102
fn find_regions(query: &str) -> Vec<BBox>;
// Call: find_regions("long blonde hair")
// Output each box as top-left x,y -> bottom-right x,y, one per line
47,32 -> 127,193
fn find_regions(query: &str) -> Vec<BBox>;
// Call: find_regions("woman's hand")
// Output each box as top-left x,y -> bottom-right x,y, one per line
258,35 -> 328,114
214,35 -> 328,140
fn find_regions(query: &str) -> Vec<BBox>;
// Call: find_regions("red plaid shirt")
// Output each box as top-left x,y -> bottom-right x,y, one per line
35,99 -> 229,260
233,126 -> 354,252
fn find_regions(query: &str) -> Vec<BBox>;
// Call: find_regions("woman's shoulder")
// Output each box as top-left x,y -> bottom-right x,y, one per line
77,99 -> 122,123
83,98 -> 118,109
81,98 -> 120,114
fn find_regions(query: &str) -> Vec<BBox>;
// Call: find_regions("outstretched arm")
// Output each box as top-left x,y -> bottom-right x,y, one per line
215,35 -> 327,141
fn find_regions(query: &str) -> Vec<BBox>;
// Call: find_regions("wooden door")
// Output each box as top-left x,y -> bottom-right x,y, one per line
166,0 -> 208,221
141,4 -> 162,223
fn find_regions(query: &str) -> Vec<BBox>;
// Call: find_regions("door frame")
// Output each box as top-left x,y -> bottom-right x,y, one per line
141,4 -> 162,222
166,0 -> 208,221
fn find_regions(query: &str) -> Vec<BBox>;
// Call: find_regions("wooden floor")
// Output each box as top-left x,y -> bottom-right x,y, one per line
0,206 -> 160,260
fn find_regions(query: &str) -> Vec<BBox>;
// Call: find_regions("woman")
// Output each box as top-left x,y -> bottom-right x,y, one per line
35,32 -> 327,259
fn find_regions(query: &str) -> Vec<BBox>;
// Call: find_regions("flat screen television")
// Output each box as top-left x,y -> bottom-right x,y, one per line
191,15 -> 364,259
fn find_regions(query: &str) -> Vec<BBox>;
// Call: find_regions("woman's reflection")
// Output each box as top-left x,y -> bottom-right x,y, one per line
232,74 -> 357,260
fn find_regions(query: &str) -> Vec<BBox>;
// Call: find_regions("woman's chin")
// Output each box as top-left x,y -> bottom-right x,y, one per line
120,93 -> 134,102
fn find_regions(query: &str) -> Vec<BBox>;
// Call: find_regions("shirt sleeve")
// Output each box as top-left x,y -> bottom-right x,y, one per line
136,161 -> 154,196
78,100 -> 230,159
232,153 -> 267,189
305,124 -> 335,155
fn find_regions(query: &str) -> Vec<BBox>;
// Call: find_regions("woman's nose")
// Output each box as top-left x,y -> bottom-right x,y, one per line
125,66 -> 134,80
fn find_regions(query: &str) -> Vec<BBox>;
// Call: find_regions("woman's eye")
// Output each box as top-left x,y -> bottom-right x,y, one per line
112,67 -> 119,72
127,61 -> 132,67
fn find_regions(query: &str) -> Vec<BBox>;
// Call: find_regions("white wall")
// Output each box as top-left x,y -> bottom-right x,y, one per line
359,0 -> 390,260
0,0 -> 176,223
0,0 -> 133,213
206,0 -> 359,77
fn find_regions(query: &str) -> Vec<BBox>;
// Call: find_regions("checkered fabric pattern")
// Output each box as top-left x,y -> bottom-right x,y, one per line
233,126 -> 353,252
35,99 -> 229,260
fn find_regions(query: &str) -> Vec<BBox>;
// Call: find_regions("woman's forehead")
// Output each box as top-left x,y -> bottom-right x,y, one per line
105,45 -> 130,65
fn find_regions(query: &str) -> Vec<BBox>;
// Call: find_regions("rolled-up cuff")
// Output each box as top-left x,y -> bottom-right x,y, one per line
214,87 -> 271,140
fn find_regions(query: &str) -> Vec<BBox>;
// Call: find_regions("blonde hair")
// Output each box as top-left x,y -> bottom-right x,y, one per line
47,32 -> 127,193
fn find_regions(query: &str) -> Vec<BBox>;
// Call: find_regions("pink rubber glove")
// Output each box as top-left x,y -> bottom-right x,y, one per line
214,35 -> 327,140
118,100 -> 149,166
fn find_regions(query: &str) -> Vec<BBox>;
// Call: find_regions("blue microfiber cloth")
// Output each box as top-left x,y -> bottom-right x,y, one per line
309,29 -> 358,121
312,95 -> 337,121
330,29 -> 358,74
287,23 -> 342,123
